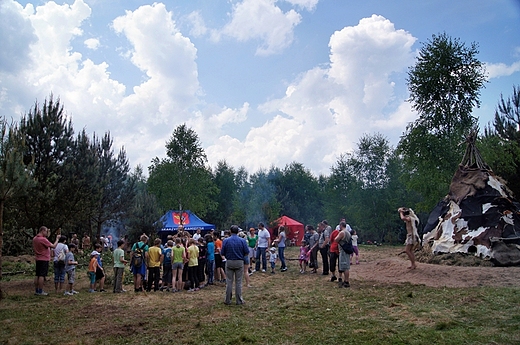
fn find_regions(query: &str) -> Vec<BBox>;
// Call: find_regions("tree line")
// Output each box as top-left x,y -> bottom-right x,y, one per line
1,33 -> 519,264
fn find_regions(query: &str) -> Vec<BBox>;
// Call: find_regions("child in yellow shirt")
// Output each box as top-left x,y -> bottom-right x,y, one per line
147,238 -> 163,292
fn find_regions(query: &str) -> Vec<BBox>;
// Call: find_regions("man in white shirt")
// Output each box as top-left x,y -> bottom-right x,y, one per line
254,223 -> 271,272
193,228 -> 202,241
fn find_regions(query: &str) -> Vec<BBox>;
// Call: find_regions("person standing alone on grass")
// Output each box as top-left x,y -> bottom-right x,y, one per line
255,223 -> 270,273
398,207 -> 420,270
113,239 -> 128,293
221,225 -> 250,305
33,226 -> 60,296
334,221 -> 351,288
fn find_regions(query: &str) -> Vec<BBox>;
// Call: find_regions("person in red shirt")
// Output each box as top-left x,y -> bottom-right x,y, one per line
329,225 -> 340,282
33,226 -> 60,296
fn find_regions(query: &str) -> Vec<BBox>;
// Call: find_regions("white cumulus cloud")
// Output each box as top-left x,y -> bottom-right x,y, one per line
212,0 -> 302,55
486,60 -> 520,79
206,15 -> 418,174
84,37 -> 100,50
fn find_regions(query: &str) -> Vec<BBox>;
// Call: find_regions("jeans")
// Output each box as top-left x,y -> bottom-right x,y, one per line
225,260 -> 244,304
278,246 -> 286,269
255,247 -> 267,271
206,259 -> 215,284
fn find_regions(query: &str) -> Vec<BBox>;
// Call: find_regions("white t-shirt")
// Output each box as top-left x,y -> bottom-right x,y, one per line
257,228 -> 270,248
351,234 -> 358,247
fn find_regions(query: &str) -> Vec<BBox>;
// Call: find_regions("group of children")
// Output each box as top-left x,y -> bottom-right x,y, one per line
60,226 -> 350,295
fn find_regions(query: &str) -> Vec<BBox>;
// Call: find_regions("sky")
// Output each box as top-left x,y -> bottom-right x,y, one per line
1,0 -> 519,176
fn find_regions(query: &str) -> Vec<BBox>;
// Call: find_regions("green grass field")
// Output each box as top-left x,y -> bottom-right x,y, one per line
1,246 -> 519,345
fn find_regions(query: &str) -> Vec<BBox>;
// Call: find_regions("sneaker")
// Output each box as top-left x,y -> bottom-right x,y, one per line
251,269 -> 256,273
188,288 -> 194,292
343,281 -> 350,288
281,268 -> 288,272
64,291 -> 73,296
330,276 -> 337,282
271,271 -> 275,274
262,269 -> 266,273
248,272 -> 253,276
88,289 -> 96,293
71,290 -> 79,294
99,289 -> 106,292
338,278 -> 343,283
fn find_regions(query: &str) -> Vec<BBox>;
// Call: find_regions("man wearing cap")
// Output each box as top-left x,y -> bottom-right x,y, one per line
33,226 -> 61,296
221,225 -> 250,305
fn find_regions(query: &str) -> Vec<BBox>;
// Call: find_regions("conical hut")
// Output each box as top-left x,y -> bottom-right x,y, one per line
422,131 -> 520,266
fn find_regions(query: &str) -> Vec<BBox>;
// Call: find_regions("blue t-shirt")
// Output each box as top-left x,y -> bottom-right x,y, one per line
65,252 -> 75,272
163,247 -> 172,266
206,242 -> 215,261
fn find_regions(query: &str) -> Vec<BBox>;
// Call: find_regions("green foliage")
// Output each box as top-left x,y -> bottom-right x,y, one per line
88,132 -> 135,238
147,124 -> 217,217
206,161 -> 238,230
126,166 -> 162,242
399,33 -> 486,212
324,134 -> 417,243
271,162 -> 323,227
483,85 -> 520,197
18,95 -> 76,233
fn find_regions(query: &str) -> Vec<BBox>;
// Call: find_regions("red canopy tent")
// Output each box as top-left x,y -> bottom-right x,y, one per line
270,215 -> 304,246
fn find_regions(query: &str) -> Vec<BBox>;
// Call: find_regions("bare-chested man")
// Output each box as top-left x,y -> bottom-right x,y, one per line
398,207 -> 419,270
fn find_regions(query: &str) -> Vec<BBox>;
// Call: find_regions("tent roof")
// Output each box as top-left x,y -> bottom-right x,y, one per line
158,210 -> 215,232
274,215 -> 303,227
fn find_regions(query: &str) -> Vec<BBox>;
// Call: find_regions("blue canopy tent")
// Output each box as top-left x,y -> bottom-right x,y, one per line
158,210 -> 215,239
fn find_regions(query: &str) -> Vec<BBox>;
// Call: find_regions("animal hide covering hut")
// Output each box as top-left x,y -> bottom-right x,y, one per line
422,132 -> 520,266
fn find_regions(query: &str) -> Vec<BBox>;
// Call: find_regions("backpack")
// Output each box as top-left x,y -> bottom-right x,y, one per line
339,231 -> 354,254
132,243 -> 146,268
56,245 -> 66,266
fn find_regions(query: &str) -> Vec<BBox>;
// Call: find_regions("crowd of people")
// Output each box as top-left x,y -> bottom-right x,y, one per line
31,217 -> 368,301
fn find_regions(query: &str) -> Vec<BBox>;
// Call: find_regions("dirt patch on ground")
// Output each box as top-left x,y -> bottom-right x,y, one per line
348,246 -> 520,288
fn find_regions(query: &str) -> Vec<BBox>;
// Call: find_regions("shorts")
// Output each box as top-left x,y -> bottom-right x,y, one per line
54,261 -> 66,283
67,269 -> 76,284
243,256 -> 250,265
162,264 -> 172,283
338,250 -> 350,272
352,246 -> 359,255
405,234 -> 414,246
88,271 -> 96,284
215,254 -> 224,269
172,262 -> 184,270
95,267 -> 105,281
35,260 -> 49,277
